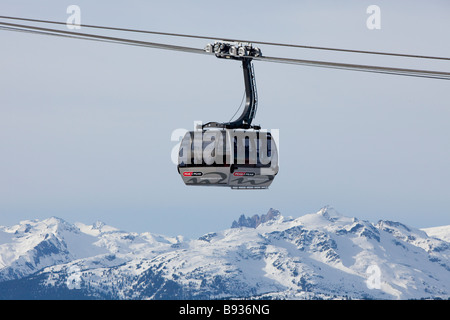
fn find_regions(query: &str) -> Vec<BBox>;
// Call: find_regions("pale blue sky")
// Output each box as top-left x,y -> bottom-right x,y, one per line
1,0 -> 449,238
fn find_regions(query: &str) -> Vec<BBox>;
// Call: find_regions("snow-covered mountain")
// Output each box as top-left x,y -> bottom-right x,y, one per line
0,207 -> 449,300
422,225 -> 450,243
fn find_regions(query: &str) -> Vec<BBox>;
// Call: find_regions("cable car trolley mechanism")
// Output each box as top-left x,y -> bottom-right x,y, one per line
177,41 -> 279,189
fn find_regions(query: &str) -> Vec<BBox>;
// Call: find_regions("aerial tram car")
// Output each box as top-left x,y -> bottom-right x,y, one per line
177,42 -> 279,189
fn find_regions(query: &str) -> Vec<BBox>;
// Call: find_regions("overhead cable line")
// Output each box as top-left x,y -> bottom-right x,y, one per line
1,15 -> 449,61
254,56 -> 450,80
1,21 -> 449,80
0,21 -> 207,55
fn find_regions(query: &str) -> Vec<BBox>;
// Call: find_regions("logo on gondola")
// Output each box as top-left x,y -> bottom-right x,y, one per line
183,172 -> 203,177
233,172 -> 255,176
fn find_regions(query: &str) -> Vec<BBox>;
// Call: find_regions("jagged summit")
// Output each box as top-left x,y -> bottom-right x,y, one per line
231,208 -> 281,228
317,205 -> 343,220
92,220 -> 106,230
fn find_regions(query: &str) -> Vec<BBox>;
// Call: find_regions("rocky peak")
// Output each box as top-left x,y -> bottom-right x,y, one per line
231,208 -> 281,229
317,205 -> 342,221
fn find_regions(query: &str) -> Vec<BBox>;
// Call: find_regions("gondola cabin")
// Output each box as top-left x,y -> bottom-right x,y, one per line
177,129 -> 278,189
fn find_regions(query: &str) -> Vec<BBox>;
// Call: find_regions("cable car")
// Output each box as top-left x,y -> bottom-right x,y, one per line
177,129 -> 278,189
177,41 -> 279,189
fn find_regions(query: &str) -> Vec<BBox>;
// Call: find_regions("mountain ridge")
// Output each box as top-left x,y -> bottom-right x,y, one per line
0,206 -> 449,300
